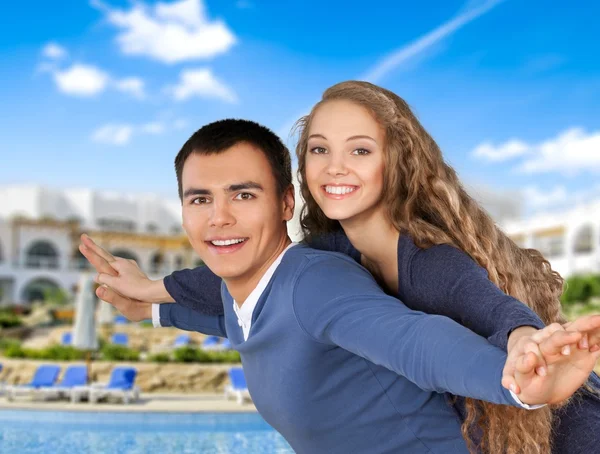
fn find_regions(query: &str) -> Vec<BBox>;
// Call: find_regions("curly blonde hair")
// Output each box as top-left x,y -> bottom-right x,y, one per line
294,80 -> 567,453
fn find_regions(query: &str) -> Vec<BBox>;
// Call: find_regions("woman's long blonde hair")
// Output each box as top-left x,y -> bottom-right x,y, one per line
295,80 -> 566,454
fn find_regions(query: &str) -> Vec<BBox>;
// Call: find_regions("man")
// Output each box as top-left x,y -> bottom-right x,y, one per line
81,119 -> 600,454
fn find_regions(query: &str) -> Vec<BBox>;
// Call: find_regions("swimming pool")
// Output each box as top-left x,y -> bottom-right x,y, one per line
0,410 -> 293,453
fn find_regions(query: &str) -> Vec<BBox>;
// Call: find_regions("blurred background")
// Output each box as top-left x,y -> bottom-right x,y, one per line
1,0 -> 599,309
0,1 -> 598,451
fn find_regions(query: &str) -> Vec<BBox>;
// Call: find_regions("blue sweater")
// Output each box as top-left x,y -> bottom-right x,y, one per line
164,232 -> 600,454
160,245 -> 521,454
165,231 -> 545,349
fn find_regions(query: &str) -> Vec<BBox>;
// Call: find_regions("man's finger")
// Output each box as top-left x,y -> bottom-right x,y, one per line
96,272 -> 119,289
79,244 -> 119,276
81,234 -> 116,263
96,285 -> 129,307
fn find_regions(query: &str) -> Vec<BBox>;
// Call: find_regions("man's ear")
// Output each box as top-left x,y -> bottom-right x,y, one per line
282,185 -> 295,222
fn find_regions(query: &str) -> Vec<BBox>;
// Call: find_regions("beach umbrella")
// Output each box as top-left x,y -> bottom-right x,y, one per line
97,299 -> 114,325
72,272 -> 98,382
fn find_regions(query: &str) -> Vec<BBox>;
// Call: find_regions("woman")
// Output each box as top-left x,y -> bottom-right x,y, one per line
83,81 -> 600,453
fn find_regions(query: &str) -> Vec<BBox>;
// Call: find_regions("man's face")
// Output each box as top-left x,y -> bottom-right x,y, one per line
181,142 -> 294,285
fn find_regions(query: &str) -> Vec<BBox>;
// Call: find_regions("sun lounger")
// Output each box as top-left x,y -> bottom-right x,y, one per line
37,365 -> 87,400
6,364 -> 60,401
224,367 -> 251,404
72,367 -> 139,404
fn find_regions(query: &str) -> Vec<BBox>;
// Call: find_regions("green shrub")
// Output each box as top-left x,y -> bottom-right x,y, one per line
148,353 -> 171,363
3,343 -> 26,358
38,345 -> 86,361
0,312 -> 22,328
2,344 -> 86,360
561,274 -> 600,306
0,337 -> 21,352
173,346 -> 200,363
101,344 -> 140,362
172,347 -> 240,363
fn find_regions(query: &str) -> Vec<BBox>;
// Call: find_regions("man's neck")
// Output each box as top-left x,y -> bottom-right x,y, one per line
224,235 -> 292,305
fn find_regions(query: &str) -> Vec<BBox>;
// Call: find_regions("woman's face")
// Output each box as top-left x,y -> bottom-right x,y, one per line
305,99 -> 386,225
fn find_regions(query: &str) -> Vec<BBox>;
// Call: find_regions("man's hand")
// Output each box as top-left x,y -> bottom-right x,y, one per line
96,285 -> 152,322
79,234 -> 174,303
503,316 -> 600,405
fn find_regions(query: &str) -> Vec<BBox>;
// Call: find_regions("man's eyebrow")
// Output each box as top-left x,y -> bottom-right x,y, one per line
183,188 -> 211,198
226,182 -> 264,192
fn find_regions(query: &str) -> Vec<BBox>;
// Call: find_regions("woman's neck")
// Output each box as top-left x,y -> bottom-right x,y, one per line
340,210 -> 400,293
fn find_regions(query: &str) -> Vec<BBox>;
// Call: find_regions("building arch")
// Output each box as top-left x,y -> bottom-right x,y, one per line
21,277 -> 61,303
25,240 -> 60,269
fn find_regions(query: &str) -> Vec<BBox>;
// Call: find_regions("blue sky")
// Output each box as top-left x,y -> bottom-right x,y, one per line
0,0 -> 598,215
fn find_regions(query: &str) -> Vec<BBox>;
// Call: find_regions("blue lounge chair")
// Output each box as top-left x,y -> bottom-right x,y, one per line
85,367 -> 139,404
6,364 -> 61,401
114,315 -> 128,324
61,332 -> 72,345
111,333 -> 129,346
202,335 -> 220,350
224,367 -> 251,404
39,365 -> 87,400
173,334 -> 191,348
220,338 -> 232,350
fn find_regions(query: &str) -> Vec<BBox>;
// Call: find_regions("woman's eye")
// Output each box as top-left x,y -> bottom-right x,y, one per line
309,146 -> 327,154
235,193 -> 255,201
352,148 -> 370,156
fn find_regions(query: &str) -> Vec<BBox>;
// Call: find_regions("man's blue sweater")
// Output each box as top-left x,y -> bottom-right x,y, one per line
159,245 -> 522,453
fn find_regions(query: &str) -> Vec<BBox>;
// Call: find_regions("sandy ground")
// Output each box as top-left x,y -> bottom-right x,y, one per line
0,392 -> 257,413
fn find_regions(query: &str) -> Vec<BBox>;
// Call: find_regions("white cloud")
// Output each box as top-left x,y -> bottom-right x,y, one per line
168,68 -> 237,103
93,0 -> 236,64
472,128 -> 600,176
362,0 -> 505,82
522,185 -> 568,209
114,77 -> 146,99
472,139 -> 531,162
91,118 -> 189,145
53,64 -> 110,97
91,124 -> 134,145
42,42 -> 68,60
518,128 -> 600,175
173,118 -> 189,130
48,63 -> 145,99
140,122 -> 166,135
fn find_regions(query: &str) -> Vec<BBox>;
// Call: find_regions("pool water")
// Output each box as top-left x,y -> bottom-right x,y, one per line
0,410 -> 293,453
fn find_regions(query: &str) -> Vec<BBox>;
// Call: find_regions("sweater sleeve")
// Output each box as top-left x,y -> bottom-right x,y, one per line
158,301 -> 227,337
163,266 -> 225,316
398,238 -> 545,351
293,255 -> 518,406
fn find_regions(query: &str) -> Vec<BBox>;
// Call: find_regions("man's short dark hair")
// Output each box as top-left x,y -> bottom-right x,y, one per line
175,119 -> 293,201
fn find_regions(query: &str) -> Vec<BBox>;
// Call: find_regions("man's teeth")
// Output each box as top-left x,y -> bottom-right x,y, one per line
325,186 -> 357,195
211,239 -> 245,246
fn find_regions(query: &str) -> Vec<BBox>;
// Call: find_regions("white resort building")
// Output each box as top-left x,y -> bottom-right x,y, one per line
0,182 -> 597,306
502,200 -> 600,279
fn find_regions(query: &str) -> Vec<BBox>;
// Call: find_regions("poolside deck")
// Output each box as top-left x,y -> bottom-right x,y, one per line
0,392 -> 257,413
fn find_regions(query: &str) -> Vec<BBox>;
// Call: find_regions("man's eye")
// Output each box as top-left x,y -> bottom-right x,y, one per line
192,197 -> 208,204
309,146 -> 327,154
235,193 -> 254,201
